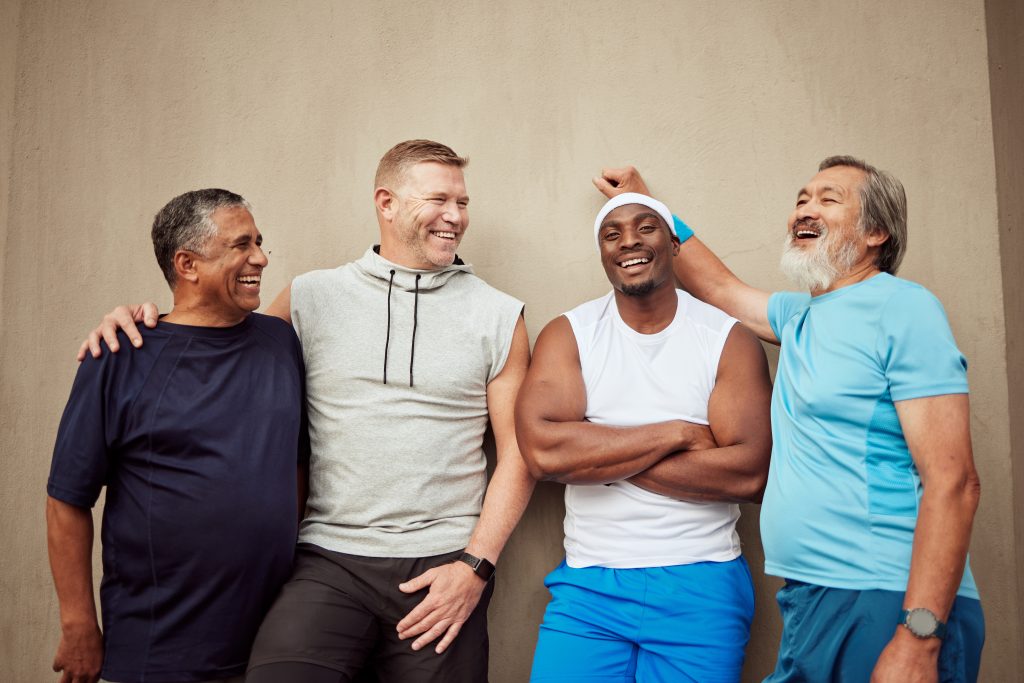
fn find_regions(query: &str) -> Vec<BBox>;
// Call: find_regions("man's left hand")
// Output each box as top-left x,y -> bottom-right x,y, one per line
870,629 -> 940,683
396,560 -> 486,654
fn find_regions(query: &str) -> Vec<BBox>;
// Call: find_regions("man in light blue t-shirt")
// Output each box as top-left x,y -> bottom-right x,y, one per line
595,157 -> 984,682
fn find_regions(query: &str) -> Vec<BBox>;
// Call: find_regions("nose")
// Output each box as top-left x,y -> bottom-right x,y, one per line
619,227 -> 642,249
251,244 -> 269,267
442,200 -> 464,227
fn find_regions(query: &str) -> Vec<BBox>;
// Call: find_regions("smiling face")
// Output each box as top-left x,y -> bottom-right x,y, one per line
780,165 -> 869,292
598,203 -> 679,297
379,161 -> 469,269
190,205 -> 268,323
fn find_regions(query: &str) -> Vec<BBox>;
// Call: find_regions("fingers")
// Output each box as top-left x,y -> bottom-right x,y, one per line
76,338 -> 90,362
410,616 -> 453,651
396,596 -> 433,634
398,567 -> 435,594
140,302 -> 159,328
111,306 -> 144,348
592,175 -> 620,198
87,330 -> 104,358
434,620 -> 463,654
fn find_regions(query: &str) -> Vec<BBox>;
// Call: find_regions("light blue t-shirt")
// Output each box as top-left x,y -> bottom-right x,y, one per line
761,273 -> 978,598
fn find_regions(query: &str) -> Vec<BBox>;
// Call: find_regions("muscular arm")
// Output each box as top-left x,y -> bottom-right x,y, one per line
46,497 -> 102,683
627,323 -> 772,503
515,316 -> 708,484
396,316 -> 535,654
594,166 -> 777,343
871,394 -> 980,680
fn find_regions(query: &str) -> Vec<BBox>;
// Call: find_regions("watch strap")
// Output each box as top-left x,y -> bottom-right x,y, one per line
457,552 -> 495,581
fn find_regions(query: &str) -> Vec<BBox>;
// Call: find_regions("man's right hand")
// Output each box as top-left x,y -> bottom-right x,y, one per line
76,303 -> 159,361
52,621 -> 102,683
593,166 -> 652,199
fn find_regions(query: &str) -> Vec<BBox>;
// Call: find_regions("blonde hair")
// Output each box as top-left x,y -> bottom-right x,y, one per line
374,139 -> 468,190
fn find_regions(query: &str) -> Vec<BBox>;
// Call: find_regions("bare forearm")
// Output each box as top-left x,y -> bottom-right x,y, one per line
903,477 -> 980,618
674,239 -> 775,342
464,454 -> 536,562
523,419 -> 696,485
628,441 -> 769,503
46,497 -> 99,629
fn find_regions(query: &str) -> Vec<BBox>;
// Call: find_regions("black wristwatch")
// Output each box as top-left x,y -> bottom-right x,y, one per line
899,608 -> 947,639
457,552 -> 496,581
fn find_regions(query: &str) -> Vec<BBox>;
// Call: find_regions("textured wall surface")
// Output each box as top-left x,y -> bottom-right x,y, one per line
987,0 -> 1024,676
1,1 -> 1019,680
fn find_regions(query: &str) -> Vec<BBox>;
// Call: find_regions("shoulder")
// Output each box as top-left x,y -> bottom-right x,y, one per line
678,289 -> 737,332
293,263 -> 353,291
564,291 -> 615,327
448,271 -> 524,309
874,275 -> 950,324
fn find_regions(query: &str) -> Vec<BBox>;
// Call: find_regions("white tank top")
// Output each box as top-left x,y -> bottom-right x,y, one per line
562,290 -> 742,568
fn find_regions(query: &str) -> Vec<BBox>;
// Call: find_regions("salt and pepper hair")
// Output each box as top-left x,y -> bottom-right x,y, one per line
819,155 -> 908,274
374,139 -> 468,190
151,189 -> 250,288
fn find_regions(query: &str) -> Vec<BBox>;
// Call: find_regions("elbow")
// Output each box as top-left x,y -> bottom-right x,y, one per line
520,445 -> 563,482
736,469 -> 768,504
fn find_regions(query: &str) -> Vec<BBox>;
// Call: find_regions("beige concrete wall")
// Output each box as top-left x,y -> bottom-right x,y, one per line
986,0 -> 1024,676
1,1 -> 1019,680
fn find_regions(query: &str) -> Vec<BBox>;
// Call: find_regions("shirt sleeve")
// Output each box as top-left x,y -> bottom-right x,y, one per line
47,351 -> 121,508
767,291 -> 812,341
877,286 -> 968,401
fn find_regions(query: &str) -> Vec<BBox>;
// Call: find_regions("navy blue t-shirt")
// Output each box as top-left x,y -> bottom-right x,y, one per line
47,313 -> 308,683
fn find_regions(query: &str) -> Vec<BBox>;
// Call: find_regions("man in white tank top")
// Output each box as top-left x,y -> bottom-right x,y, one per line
516,193 -> 772,682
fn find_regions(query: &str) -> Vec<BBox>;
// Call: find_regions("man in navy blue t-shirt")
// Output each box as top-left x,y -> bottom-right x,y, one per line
46,189 -> 308,683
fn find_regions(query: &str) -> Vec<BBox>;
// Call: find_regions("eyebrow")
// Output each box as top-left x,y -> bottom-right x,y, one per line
600,211 -> 663,230
796,184 -> 846,200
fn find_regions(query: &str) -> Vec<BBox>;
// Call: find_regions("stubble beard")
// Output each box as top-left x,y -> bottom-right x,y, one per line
779,223 -> 860,292
620,278 -> 658,297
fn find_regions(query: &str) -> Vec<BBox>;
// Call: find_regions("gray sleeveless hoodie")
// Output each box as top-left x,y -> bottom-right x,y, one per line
291,246 -> 524,557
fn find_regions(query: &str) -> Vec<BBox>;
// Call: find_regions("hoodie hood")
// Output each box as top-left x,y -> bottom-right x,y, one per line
355,245 -> 474,292
355,246 -> 475,387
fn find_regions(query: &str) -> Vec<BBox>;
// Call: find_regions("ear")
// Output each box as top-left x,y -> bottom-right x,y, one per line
374,187 -> 397,221
865,226 -> 890,248
173,250 -> 200,284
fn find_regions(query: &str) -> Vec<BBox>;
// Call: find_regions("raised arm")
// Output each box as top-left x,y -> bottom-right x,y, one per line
594,166 -> 777,343
627,323 -> 772,503
396,316 -> 535,654
515,315 -> 711,484
871,393 -> 980,680
46,497 -> 103,683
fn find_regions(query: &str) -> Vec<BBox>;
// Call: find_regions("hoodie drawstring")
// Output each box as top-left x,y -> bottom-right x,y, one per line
383,271 -> 421,388
383,269 -> 396,384
409,274 -> 421,387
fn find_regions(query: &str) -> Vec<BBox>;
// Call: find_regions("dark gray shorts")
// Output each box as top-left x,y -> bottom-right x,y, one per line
246,544 -> 493,683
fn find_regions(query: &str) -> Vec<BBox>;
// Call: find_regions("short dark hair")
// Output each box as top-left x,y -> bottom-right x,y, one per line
151,189 -> 250,288
819,155 -> 907,274
374,139 -> 468,190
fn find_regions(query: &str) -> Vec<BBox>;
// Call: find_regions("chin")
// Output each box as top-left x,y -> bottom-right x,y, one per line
620,279 -> 658,297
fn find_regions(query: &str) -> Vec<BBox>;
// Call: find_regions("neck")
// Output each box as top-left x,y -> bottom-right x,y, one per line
376,235 -> 440,271
163,298 -> 248,328
812,259 -> 882,296
613,282 -> 678,334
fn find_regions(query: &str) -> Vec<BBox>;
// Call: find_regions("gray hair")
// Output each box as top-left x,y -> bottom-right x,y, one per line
151,189 -> 251,287
818,155 -> 907,274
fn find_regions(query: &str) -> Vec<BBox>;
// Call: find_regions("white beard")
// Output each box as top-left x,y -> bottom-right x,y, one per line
780,230 -> 860,292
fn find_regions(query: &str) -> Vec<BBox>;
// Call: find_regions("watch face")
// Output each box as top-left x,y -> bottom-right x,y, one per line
906,608 -> 938,637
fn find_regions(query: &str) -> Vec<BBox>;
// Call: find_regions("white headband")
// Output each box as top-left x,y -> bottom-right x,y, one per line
593,192 -> 674,247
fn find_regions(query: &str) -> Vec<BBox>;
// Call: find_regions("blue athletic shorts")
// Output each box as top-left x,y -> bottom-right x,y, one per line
530,557 -> 755,682
765,580 -> 985,683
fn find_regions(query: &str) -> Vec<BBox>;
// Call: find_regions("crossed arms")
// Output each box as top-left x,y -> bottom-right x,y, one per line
514,314 -> 772,504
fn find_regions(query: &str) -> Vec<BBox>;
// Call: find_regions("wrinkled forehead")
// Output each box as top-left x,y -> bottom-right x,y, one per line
799,165 -> 867,199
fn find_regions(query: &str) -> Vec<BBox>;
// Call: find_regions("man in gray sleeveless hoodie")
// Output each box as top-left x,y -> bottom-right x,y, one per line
77,140 -> 533,683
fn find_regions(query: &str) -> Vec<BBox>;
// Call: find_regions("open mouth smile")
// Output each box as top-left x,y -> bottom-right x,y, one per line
431,231 -> 458,241
237,274 -> 261,290
617,256 -> 651,270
